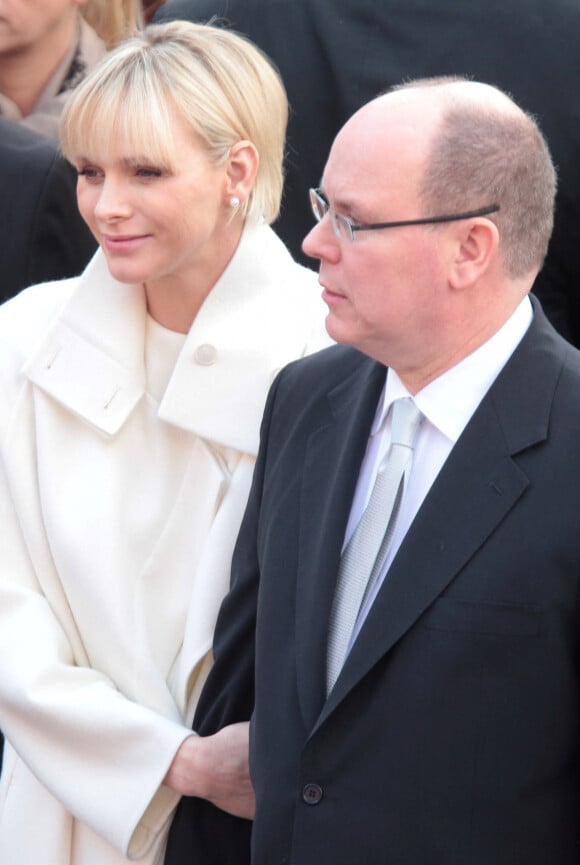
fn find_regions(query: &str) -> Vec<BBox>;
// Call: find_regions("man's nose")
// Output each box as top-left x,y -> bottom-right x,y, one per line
302,218 -> 340,263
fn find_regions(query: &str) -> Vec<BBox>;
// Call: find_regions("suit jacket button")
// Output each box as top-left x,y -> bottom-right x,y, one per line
302,783 -> 323,805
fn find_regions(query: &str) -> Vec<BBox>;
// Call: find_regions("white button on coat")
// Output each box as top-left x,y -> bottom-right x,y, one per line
194,343 -> 218,366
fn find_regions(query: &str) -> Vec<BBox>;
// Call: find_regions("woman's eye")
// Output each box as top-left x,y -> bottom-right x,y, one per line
135,166 -> 164,179
77,167 -> 102,181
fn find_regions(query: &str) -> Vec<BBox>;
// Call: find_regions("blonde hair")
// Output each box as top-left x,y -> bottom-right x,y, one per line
82,0 -> 144,49
60,20 -> 288,224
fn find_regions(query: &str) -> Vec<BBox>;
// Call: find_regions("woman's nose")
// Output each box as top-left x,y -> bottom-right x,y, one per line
93,179 -> 132,221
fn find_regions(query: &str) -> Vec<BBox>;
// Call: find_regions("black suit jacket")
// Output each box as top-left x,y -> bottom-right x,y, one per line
167,298 -> 580,864
0,118 -> 97,304
155,0 -> 580,344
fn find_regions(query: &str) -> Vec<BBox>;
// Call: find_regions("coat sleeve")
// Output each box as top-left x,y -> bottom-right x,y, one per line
0,360 -> 191,859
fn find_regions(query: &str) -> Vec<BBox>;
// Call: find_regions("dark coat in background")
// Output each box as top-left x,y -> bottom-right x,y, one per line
155,0 -> 580,345
0,118 -> 97,305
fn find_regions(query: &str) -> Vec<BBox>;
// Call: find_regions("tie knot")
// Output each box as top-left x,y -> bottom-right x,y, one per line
390,397 -> 422,449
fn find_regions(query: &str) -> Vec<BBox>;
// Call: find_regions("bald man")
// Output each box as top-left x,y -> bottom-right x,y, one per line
166,78 -> 580,865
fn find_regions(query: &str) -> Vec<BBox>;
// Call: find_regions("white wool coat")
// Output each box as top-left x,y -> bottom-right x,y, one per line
0,224 -> 331,864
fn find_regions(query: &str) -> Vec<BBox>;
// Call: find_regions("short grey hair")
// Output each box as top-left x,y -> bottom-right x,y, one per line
397,77 -> 557,279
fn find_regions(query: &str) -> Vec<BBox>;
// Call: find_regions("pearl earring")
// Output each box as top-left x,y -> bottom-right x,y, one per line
230,196 -> 241,207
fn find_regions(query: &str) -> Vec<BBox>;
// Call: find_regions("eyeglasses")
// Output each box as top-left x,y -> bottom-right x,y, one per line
309,188 -> 500,243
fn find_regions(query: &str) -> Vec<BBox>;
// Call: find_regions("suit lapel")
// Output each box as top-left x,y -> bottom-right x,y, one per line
316,301 -> 568,727
294,354 -> 386,729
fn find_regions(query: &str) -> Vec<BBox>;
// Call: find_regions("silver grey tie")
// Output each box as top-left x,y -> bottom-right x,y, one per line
326,397 -> 423,694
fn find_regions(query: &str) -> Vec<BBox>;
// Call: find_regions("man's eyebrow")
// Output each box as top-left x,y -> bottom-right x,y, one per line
319,184 -> 358,214
333,195 -> 360,216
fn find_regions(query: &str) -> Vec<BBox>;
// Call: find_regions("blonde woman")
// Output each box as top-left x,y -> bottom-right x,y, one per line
0,0 -> 143,138
0,20 -> 330,865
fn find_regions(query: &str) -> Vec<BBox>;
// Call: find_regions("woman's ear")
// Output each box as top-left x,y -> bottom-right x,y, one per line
449,218 -> 500,290
225,140 -> 259,206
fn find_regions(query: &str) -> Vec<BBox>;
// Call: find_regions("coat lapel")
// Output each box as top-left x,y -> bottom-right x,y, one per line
295,354 -> 386,728
24,251 -> 147,436
158,223 -> 331,455
316,302 -> 568,727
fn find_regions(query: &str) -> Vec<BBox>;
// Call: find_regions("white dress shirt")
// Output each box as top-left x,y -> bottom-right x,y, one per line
346,296 -> 533,650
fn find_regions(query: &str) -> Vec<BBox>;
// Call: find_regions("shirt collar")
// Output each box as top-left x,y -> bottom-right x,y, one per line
372,295 -> 533,442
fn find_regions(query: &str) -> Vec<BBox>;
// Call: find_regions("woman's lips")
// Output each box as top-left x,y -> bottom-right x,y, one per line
101,234 -> 151,252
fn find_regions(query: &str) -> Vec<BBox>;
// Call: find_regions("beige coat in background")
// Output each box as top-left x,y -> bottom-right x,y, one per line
0,18 -> 106,140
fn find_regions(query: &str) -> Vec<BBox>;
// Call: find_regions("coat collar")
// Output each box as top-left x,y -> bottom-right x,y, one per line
24,223 -> 326,452
24,250 -> 147,437
157,222 -> 328,454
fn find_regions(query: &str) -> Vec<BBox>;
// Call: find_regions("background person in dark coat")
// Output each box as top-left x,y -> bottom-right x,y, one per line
0,118 -> 97,305
154,0 -> 580,345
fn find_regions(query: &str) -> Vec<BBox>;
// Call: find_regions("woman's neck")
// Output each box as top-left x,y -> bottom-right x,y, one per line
144,221 -> 246,334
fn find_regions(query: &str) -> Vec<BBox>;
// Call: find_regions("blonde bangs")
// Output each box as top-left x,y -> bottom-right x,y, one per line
59,20 -> 289,223
60,53 -> 179,171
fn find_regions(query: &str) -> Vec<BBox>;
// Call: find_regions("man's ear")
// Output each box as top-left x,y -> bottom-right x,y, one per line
449,219 -> 500,289
225,140 -> 259,205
